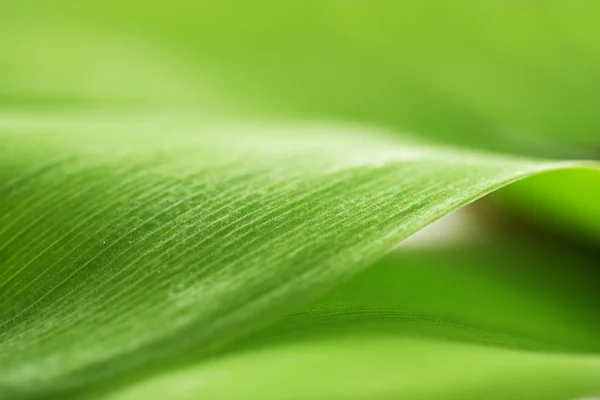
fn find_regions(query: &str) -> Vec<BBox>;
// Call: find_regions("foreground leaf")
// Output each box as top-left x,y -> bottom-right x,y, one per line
1,112 -> 599,398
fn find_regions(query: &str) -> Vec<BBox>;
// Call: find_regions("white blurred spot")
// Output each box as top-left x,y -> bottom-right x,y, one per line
396,206 -> 486,250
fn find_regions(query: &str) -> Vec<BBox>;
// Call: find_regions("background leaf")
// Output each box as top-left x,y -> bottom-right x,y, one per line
3,1 -> 600,155
102,237 -> 600,400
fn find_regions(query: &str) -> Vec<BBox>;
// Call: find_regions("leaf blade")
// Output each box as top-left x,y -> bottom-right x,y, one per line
1,113 -> 599,398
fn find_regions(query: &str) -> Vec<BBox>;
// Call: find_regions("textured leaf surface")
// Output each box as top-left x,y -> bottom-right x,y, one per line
1,112 -> 599,398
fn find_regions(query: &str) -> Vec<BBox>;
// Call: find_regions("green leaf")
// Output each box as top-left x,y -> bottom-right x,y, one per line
105,338 -> 600,400
102,240 -> 600,400
1,111 -> 598,398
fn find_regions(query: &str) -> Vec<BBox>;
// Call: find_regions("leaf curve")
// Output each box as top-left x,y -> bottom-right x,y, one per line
1,112 -> 599,398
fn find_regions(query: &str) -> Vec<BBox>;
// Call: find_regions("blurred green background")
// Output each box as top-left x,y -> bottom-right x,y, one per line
1,1 -> 599,153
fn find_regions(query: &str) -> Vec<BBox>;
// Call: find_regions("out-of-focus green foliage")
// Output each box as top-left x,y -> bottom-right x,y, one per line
3,1 -> 600,155
495,168 -> 600,241
105,238 -> 600,400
